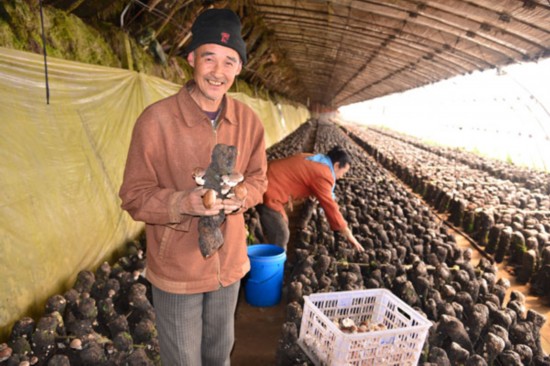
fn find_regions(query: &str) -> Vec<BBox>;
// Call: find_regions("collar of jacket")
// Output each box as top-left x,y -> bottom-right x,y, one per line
305,153 -> 337,199
176,80 -> 239,128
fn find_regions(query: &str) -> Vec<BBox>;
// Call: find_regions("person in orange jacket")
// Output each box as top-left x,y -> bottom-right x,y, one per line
257,145 -> 364,252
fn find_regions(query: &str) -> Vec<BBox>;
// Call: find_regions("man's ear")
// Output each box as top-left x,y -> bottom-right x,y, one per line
187,51 -> 195,67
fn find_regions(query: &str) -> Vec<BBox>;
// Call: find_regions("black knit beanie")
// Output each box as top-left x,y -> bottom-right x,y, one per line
186,8 -> 247,64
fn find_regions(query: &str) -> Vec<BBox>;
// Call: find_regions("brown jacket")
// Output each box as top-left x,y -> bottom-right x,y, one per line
119,82 -> 267,294
263,153 -> 347,231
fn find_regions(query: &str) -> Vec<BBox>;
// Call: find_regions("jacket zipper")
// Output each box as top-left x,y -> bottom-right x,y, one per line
212,120 -> 221,286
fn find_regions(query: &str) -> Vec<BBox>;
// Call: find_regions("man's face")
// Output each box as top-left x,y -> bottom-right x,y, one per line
334,162 -> 350,179
187,43 -> 242,109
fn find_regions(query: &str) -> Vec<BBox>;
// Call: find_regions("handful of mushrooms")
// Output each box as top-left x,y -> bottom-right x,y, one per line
193,144 -> 247,258
334,317 -> 387,334
194,169 -> 246,209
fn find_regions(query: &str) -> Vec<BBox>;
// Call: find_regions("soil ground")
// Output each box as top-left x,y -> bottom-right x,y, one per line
231,202 -> 305,366
231,286 -> 287,366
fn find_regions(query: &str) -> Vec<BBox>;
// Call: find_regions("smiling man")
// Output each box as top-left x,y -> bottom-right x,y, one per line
119,8 -> 268,366
187,43 -> 241,107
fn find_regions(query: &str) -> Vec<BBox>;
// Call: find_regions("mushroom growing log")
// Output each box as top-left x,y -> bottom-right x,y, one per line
196,144 -> 238,257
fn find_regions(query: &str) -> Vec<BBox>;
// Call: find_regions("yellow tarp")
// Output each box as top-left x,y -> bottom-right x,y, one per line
0,47 -> 309,339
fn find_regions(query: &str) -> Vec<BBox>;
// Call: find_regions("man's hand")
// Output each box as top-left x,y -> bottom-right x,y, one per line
223,181 -> 247,214
222,196 -> 245,214
340,227 -> 364,252
180,187 -> 224,216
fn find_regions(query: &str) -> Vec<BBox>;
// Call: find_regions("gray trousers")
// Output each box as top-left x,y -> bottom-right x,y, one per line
152,281 -> 240,366
256,204 -> 289,249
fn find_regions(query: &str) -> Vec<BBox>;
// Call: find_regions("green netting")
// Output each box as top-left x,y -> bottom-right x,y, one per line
0,47 -> 309,339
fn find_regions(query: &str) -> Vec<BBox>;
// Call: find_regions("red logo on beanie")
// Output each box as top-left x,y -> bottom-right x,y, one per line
221,32 -> 230,44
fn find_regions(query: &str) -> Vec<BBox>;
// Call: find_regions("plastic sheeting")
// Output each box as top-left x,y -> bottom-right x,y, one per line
230,93 -> 310,147
0,47 -> 309,339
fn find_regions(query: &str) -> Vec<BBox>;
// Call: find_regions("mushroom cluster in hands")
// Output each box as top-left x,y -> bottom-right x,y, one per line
194,170 -> 247,209
193,144 -> 247,258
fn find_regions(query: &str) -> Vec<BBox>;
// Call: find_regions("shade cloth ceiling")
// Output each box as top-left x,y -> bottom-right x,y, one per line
46,0 -> 550,108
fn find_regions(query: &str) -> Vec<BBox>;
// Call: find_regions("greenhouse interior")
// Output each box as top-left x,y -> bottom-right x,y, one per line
1,0 -> 550,365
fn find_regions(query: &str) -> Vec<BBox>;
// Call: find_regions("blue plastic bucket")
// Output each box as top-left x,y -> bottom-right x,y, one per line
245,244 -> 287,307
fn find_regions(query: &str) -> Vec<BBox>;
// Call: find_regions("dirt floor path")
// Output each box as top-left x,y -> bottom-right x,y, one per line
231,286 -> 286,366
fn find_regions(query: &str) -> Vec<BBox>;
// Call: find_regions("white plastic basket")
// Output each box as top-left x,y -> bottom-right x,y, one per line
298,289 -> 432,366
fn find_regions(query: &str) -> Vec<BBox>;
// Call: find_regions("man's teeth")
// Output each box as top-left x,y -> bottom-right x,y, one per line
208,80 -> 223,86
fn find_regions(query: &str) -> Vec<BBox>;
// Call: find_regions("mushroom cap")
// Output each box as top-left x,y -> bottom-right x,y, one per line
192,167 -> 206,178
222,172 -> 244,187
70,338 -> 83,350
221,183 -> 231,195
0,343 -> 13,362
193,168 -> 206,185
341,317 -> 355,328
233,183 -> 248,200
202,189 -> 217,209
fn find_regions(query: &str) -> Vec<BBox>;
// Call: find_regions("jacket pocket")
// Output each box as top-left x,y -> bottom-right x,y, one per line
157,226 -> 175,261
